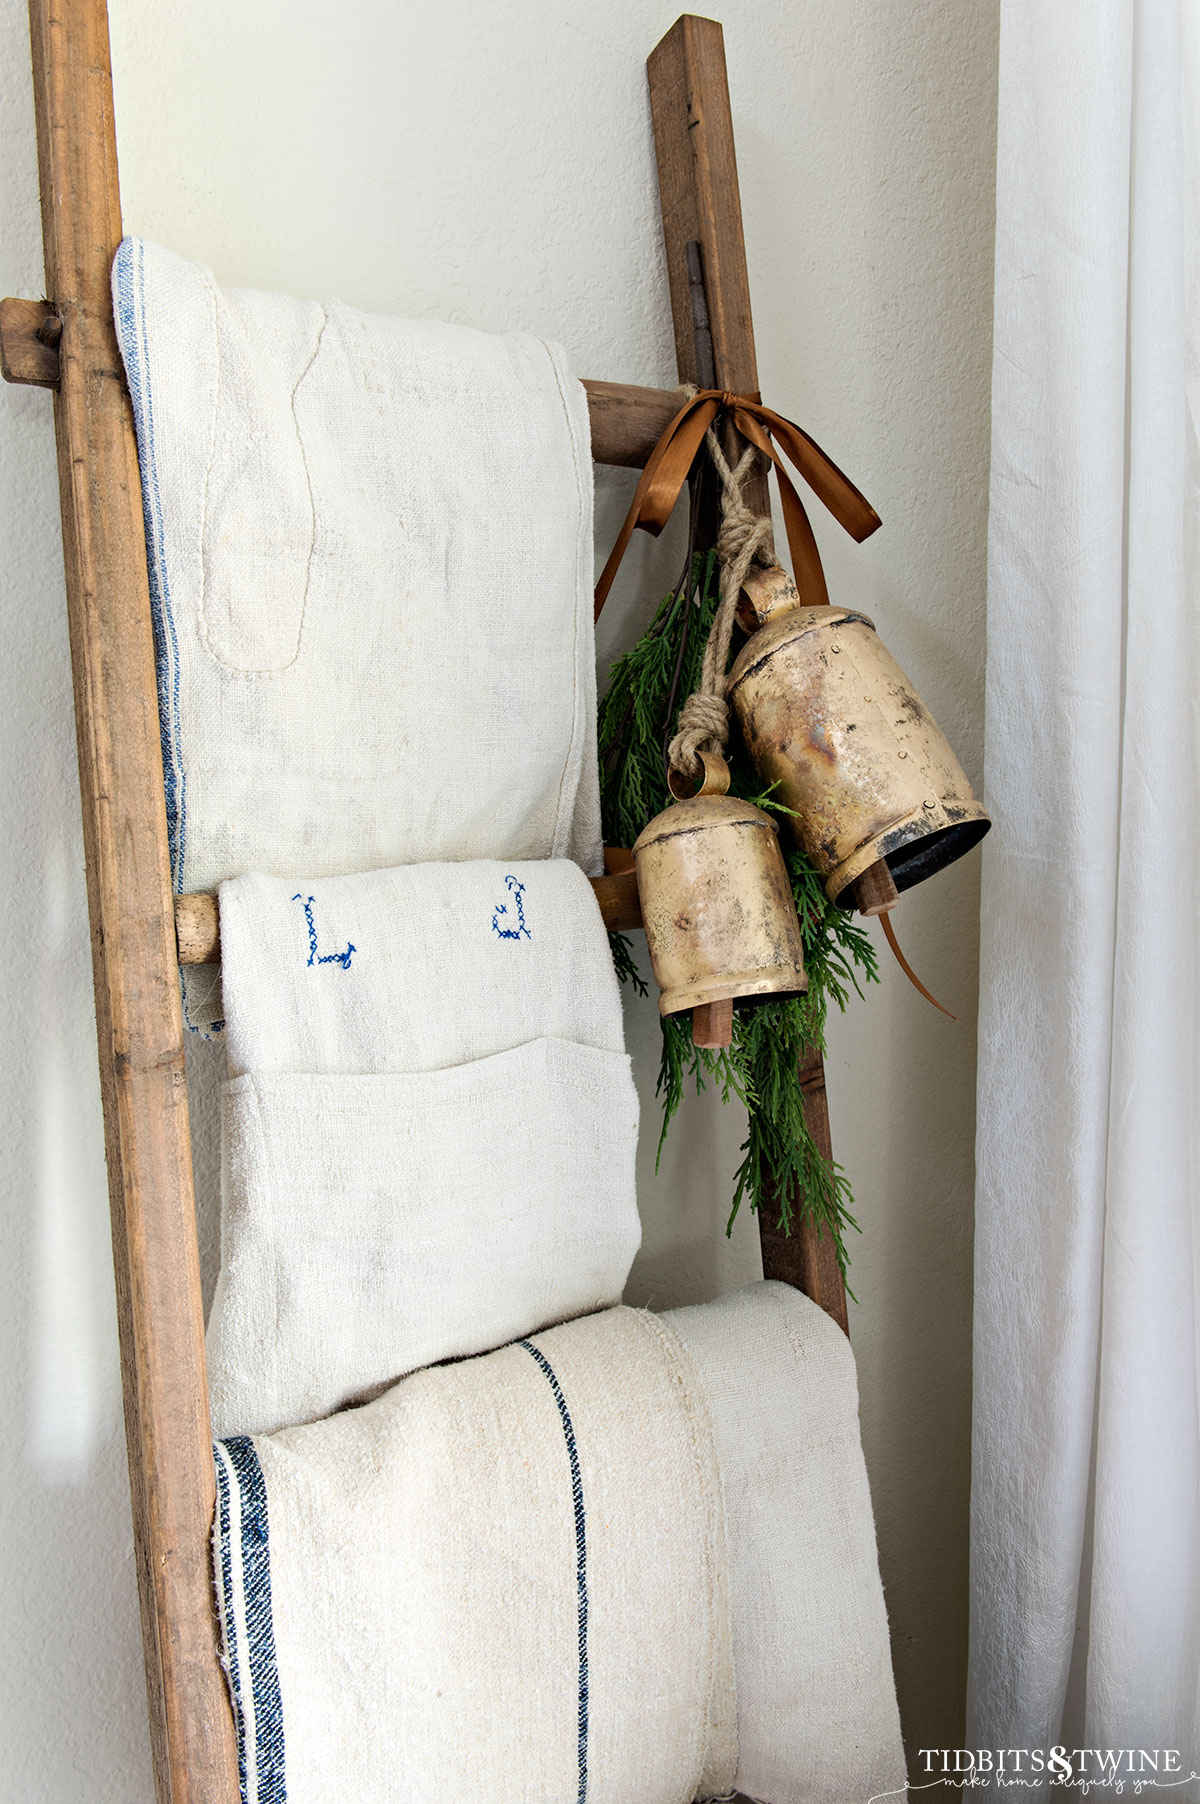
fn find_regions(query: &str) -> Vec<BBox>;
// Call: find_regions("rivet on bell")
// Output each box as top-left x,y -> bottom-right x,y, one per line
632,751 -> 808,1050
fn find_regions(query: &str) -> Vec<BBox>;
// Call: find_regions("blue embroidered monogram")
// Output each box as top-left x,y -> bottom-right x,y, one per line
292,894 -> 355,970
491,874 -> 532,941
520,1339 -> 589,1804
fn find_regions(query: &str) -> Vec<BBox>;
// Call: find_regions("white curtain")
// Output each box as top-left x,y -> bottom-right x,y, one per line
971,0 -> 1200,1777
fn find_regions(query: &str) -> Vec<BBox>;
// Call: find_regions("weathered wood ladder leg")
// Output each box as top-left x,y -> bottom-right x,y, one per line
4,5 -> 847,1800
19,3 -> 241,1800
647,15 -> 849,1330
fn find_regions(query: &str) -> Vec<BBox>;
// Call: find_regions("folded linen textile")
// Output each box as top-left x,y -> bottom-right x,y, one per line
669,1282 -> 906,1804
216,861 -> 628,1081
213,1281 -> 906,1804
111,236 -> 601,1031
207,860 -> 641,1439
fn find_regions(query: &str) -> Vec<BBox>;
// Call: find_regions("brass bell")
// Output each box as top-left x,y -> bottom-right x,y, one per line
632,752 -> 808,1048
727,576 -> 989,912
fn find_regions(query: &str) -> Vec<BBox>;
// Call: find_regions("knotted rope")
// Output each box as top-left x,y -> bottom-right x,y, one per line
667,421 -> 774,785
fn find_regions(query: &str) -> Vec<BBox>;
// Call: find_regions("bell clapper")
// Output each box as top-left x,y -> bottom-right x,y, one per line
692,998 -> 735,1048
848,859 -> 899,917
853,860 -> 957,1018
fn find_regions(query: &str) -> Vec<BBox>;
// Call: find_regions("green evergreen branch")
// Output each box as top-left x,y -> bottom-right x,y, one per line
598,552 -> 879,1281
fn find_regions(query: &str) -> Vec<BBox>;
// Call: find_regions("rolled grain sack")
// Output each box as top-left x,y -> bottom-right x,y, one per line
213,1282 -> 905,1803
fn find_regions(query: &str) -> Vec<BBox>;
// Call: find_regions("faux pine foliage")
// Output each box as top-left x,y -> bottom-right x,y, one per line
598,552 -> 879,1279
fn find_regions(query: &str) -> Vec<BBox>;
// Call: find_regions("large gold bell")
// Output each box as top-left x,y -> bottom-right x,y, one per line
727,590 -> 990,909
632,752 -> 807,1048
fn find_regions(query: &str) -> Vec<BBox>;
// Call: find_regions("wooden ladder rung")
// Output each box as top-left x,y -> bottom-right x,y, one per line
173,870 -> 643,966
0,295 -> 59,384
0,297 -> 678,471
579,379 -> 679,467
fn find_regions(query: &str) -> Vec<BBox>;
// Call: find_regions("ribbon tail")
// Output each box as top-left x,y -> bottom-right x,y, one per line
594,395 -> 719,619
751,404 -> 882,543
733,410 -> 830,607
880,912 -> 957,1020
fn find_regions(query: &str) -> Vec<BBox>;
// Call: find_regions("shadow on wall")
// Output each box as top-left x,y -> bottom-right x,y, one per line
0,376 -> 156,1793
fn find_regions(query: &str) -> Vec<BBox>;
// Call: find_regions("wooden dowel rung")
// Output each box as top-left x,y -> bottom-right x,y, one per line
174,866 -> 644,965
0,295 -> 60,386
581,378 -> 679,467
0,307 -> 678,471
173,894 -> 220,966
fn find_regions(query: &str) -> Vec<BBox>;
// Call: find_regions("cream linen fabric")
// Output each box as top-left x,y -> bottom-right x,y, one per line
206,860 -> 641,1439
111,235 -> 601,1031
669,1282 -> 906,1804
213,1283 -> 906,1804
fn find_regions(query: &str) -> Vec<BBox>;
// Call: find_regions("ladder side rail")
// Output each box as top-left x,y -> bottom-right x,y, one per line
648,16 -> 849,1330
25,2 -> 241,1798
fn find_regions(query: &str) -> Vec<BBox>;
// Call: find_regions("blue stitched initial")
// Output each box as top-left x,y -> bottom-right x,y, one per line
292,894 -> 355,970
491,875 -> 532,941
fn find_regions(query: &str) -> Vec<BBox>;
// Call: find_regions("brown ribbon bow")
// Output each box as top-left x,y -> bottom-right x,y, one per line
594,388 -> 882,619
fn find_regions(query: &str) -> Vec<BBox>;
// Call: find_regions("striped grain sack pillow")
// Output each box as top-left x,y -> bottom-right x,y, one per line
214,1283 -> 905,1804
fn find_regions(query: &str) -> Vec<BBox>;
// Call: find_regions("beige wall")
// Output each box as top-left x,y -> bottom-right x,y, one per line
0,1 -> 998,1794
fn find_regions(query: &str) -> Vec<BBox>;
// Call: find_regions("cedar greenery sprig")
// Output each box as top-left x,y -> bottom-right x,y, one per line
599,551 -> 879,1279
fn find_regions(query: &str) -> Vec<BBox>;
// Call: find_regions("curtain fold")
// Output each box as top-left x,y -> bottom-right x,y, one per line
971,0 -> 1200,1775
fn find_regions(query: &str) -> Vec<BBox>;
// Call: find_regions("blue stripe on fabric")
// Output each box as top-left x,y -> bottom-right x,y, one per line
220,1436 -> 287,1804
214,1446 -> 251,1804
112,238 -> 187,893
520,1340 -> 589,1804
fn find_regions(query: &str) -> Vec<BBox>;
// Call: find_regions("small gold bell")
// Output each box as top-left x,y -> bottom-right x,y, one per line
727,573 -> 989,911
632,752 -> 808,1049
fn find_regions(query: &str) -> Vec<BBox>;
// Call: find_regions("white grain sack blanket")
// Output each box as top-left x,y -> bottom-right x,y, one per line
111,236 -> 601,1030
206,860 -> 641,1439
213,1282 -> 905,1804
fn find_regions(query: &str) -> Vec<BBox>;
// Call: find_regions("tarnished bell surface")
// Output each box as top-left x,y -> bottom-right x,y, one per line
728,605 -> 990,907
632,786 -> 808,1018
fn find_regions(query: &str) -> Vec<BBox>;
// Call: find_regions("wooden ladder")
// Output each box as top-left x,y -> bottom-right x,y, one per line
2,6 -> 847,1799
